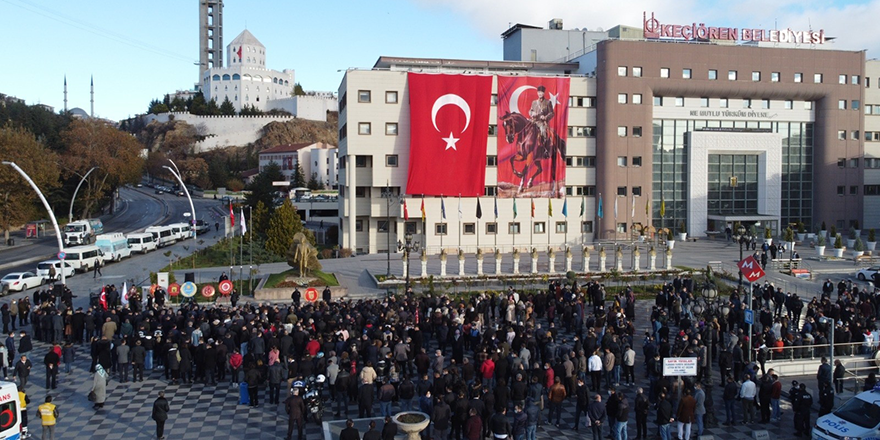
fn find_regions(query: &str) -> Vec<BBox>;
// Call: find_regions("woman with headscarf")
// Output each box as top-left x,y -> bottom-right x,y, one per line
92,364 -> 108,410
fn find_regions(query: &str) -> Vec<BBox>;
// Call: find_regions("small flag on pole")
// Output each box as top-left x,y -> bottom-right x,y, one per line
530,199 -> 535,218
597,194 -> 603,219
513,198 -> 518,218
614,197 -> 618,219
458,195 -> 463,220
403,199 -> 409,221
646,198 -> 650,216
420,197 -> 426,222
476,199 -> 483,219
580,196 -> 585,217
121,282 -> 128,305
229,201 -> 235,227
548,199 -> 553,217
441,197 -> 446,220
660,199 -> 666,217
494,197 -> 498,219
631,195 -> 635,218
562,199 -> 568,217
240,208 -> 247,235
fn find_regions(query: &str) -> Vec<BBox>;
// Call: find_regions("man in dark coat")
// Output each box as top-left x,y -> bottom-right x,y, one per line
43,347 -> 59,389
285,388 -> 306,440
339,419 -> 360,440
152,391 -> 170,440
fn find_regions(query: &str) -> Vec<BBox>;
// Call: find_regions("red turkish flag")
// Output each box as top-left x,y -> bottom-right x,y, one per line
237,46 -> 242,61
406,73 -> 492,196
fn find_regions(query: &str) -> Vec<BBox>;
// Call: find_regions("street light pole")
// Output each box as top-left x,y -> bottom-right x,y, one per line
69,166 -> 98,221
380,183 -> 398,278
2,161 -> 66,286
165,159 -> 196,241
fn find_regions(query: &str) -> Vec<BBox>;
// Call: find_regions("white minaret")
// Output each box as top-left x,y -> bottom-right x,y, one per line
63,75 -> 68,112
90,75 -> 94,117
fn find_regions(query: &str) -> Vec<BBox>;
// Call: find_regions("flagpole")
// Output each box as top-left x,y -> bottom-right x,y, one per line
249,205 -> 253,295
476,198 -> 480,249
458,194 -> 462,251
494,196 -> 497,251
239,208 -> 243,294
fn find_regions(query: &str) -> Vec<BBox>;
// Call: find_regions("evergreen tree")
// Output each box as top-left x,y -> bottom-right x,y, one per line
307,172 -> 322,190
245,161 -> 285,212
190,93 -> 208,115
292,162 -> 306,188
219,97 -> 236,115
205,98 -> 221,115
265,199 -> 308,257
148,99 -> 169,114
293,83 -> 305,96
251,200 -> 269,237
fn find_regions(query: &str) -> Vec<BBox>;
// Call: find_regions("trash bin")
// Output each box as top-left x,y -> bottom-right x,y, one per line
6,238 -> 13,246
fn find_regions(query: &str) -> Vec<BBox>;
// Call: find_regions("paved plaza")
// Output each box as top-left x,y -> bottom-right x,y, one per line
3,238 -> 867,439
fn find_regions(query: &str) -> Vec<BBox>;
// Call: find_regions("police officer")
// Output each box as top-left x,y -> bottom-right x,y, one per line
818,382 -> 834,417
291,288 -> 301,306
789,380 -> 802,434
796,383 -> 813,437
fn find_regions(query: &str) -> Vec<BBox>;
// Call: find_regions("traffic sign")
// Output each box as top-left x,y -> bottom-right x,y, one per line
57,252 -> 66,260
218,280 -> 233,295
181,281 -> 197,298
202,285 -> 215,298
744,309 -> 754,325
304,287 -> 319,302
736,256 -> 765,282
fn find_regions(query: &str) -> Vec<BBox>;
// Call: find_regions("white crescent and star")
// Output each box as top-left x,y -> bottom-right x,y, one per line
508,85 -> 536,114
431,94 -> 472,151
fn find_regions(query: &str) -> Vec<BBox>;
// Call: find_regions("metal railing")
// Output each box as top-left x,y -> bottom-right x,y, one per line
766,341 -> 871,361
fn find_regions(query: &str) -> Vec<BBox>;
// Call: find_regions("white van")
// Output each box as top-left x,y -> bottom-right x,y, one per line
126,232 -> 157,254
168,223 -> 192,241
64,245 -> 104,272
814,386 -> 880,439
145,225 -> 176,247
36,260 -> 76,281
95,232 -> 131,262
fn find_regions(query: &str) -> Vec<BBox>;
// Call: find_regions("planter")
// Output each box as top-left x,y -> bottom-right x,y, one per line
820,230 -> 827,239
816,245 -> 825,256
856,229 -> 862,237
393,411 -> 431,440
868,242 -> 877,252
854,250 -> 865,258
787,242 -> 797,254
832,248 -> 845,258
678,233 -> 687,241
666,240 -> 675,250
796,233 -> 806,242
764,238 -> 773,246
847,239 -> 856,249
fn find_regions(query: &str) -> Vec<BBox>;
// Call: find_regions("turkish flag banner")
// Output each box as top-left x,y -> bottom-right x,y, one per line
496,76 -> 569,198
406,73 -> 492,196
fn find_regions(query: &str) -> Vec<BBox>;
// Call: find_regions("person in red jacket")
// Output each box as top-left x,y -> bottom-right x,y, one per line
544,363 -> 555,390
306,338 -> 320,357
480,357 -> 495,389
770,373 -> 783,422
229,349 -> 243,385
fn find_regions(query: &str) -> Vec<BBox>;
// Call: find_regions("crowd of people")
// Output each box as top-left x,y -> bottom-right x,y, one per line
3,271 -> 876,440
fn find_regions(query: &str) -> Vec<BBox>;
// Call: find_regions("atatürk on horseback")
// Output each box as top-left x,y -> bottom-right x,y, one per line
499,84 -> 566,197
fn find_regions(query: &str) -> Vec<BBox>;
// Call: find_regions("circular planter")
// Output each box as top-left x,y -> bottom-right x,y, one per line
868,242 -> 877,252
764,238 -> 773,246
847,239 -> 857,249
796,233 -> 806,242
666,240 -> 675,250
678,233 -> 687,241
816,245 -> 825,256
393,411 -> 431,440
854,251 -> 865,258
832,248 -> 845,258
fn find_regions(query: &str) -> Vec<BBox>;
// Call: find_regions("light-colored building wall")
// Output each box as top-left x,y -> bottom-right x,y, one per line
338,67 -> 597,255
503,25 -> 609,63
258,142 -> 338,187
143,112 -> 294,152
267,94 -> 338,122
863,60 -> 880,224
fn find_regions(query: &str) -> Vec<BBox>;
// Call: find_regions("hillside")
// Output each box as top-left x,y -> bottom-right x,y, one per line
253,111 -> 338,151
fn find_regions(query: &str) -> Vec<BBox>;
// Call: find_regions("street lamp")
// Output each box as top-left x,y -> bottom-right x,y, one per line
732,224 -> 756,363
2,161 -> 66,286
692,283 -> 720,428
819,316 -> 835,389
69,166 -> 98,221
380,183 -> 400,278
398,231 -> 420,290
162,163 -> 196,241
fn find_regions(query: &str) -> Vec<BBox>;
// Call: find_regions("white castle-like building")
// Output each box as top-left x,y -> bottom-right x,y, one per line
200,29 -> 336,121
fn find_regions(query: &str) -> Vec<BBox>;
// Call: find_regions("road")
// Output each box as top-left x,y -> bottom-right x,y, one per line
0,187 -> 226,287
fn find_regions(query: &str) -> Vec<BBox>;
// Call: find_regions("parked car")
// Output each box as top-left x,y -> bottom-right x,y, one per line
857,266 -> 880,281
1,272 -> 43,292
36,260 -> 75,282
155,188 -> 164,195
192,219 -> 210,235
176,190 -> 185,197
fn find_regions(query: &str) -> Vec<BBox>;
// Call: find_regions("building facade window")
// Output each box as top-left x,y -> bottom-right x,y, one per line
633,67 -> 642,77
729,70 -> 737,81
752,71 -> 761,81
463,223 -> 476,235
618,126 -> 627,137
555,222 -> 567,233
533,222 -> 545,234
865,185 -> 880,195
355,156 -> 367,167
771,72 -> 780,82
794,72 -> 803,83
618,66 -> 627,76
654,96 -> 663,106
720,98 -> 728,108
682,68 -> 692,79
486,155 -> 497,166
486,223 -> 497,234
814,73 -> 823,83
838,131 -> 846,140
358,122 -> 371,135
508,222 -> 520,235
839,74 -> 847,85
700,97 -> 709,107
618,93 -> 628,104
633,186 -> 642,196
358,90 -> 371,103
385,91 -> 398,103
633,126 -> 643,137
617,186 -> 627,196
435,223 -> 447,235
660,68 -> 670,78
633,94 -> 642,104
839,100 -> 847,110
708,69 -> 717,80
484,186 -> 497,196
385,154 -> 398,167
385,122 -> 398,135
633,156 -> 642,167
582,221 -> 593,233
617,156 -> 627,167
675,97 -> 684,107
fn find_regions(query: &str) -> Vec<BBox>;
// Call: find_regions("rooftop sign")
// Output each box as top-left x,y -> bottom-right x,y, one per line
643,12 -> 826,45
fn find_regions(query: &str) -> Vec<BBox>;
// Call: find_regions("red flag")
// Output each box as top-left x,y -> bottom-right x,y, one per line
237,46 -> 242,61
403,199 -> 409,220
99,287 -> 107,310
496,76 -> 570,198
406,73 -> 492,196
229,201 -> 235,227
